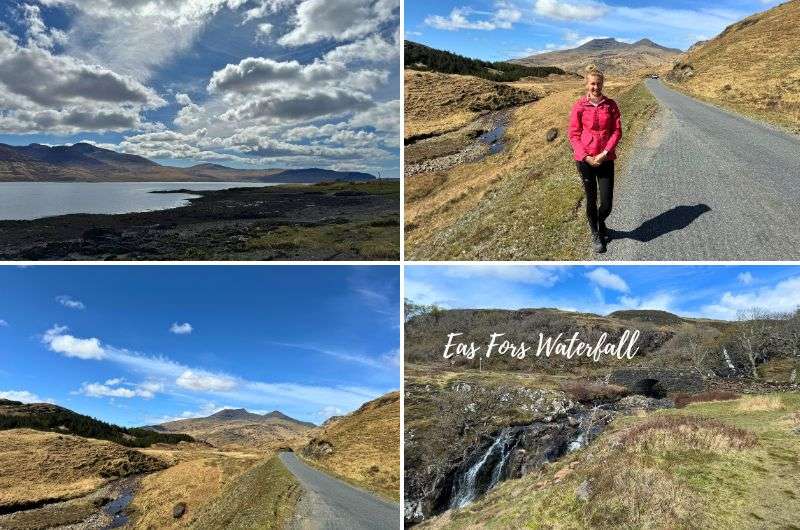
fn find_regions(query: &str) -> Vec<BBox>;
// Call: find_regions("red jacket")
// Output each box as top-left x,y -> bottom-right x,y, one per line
568,96 -> 622,161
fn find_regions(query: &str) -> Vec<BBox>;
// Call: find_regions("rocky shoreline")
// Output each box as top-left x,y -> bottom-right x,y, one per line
0,180 -> 399,261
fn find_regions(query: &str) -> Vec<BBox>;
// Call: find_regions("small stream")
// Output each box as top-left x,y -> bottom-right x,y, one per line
477,112 -> 510,156
101,479 -> 137,529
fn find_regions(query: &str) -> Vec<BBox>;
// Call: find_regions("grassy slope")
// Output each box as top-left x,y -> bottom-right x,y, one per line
404,70 -> 540,140
420,393 -> 800,529
0,428 -> 166,510
301,392 -> 401,500
666,0 -> 800,134
405,78 -> 659,260
129,447 -> 263,529
189,455 -> 301,530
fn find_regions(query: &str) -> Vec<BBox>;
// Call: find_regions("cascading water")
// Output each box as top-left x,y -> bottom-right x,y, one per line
445,407 -> 612,511
449,427 -> 514,509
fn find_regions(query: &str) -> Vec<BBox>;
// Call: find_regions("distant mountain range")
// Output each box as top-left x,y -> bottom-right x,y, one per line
148,407 -> 316,449
0,142 -> 376,183
513,38 -> 682,76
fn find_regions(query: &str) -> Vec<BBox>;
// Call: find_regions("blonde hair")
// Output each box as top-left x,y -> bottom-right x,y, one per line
585,65 -> 605,81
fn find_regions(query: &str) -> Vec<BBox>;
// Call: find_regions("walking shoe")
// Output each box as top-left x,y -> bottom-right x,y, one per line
591,232 -> 604,253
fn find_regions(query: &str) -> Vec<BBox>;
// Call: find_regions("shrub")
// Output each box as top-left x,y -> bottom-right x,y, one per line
618,416 -> 757,452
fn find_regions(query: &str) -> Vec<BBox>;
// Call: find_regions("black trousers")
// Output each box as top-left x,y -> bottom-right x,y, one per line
576,160 -> 614,232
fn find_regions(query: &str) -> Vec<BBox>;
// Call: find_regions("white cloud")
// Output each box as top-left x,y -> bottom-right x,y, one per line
534,0 -> 609,21
0,390 -> 53,403
737,272 -> 754,286
585,268 -> 630,293
78,380 -> 160,399
0,319 -> 7,327
701,276 -> 800,320
425,2 -> 521,31
0,30 -> 165,134
56,295 -> 86,310
176,369 -> 238,391
42,324 -> 107,360
278,0 -> 398,46
170,322 -> 194,335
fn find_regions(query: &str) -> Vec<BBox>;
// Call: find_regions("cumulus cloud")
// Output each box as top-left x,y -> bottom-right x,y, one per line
0,319 -> 7,327
170,322 -> 193,335
534,0 -> 609,21
0,390 -> 54,403
220,89 -> 374,122
56,295 -> 86,310
42,325 -> 107,360
278,0 -> 398,46
0,30 -> 165,134
176,369 -> 238,391
585,268 -> 630,293
701,276 -> 800,320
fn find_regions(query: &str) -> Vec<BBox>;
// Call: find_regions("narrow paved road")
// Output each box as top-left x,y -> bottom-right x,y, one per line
279,452 -> 399,530
602,79 -> 800,260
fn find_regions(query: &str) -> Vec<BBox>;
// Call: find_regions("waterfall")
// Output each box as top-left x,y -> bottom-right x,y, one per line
449,428 -> 513,509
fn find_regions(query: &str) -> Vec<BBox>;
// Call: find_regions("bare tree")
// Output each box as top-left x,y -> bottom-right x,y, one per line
736,307 -> 773,380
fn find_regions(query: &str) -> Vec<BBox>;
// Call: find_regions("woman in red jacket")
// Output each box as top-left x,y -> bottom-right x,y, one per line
568,67 -> 622,253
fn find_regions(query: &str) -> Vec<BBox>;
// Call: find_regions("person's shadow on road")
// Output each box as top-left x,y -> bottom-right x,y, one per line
608,204 -> 711,243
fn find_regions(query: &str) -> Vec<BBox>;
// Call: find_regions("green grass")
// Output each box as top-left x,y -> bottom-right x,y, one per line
190,455 -> 301,530
421,393 -> 800,529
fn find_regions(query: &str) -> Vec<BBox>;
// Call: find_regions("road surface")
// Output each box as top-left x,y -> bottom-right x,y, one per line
279,452 -> 399,530
602,79 -> 800,260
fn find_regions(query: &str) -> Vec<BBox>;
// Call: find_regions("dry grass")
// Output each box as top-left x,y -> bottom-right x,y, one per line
0,428 -> 166,511
405,74 -> 658,260
666,0 -> 800,133
674,390 -> 740,409
736,395 -> 786,412
404,70 -> 539,140
300,391 -> 400,500
189,455 -> 301,530
619,415 -> 758,452
128,446 -> 263,529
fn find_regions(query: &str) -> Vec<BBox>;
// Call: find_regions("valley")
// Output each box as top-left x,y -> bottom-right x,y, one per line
404,0 -> 800,261
0,392 -> 401,529
404,307 -> 800,528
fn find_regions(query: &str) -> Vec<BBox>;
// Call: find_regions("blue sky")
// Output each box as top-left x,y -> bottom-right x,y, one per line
405,0 -> 782,61
406,265 -> 800,320
0,0 -> 400,176
0,266 -> 400,427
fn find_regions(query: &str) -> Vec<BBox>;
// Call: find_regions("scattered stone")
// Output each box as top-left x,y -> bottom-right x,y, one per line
546,128 -> 559,142
173,502 -> 187,519
616,395 -> 675,411
576,480 -> 592,501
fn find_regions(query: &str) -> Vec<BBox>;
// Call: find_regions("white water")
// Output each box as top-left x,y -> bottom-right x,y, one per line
450,428 -> 513,509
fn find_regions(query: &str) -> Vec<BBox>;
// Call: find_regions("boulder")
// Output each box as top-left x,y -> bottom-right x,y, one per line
546,128 -> 559,142
173,502 -> 187,519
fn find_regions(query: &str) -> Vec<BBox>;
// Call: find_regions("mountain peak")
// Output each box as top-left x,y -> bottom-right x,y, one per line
576,38 -> 627,51
207,408 -> 260,421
